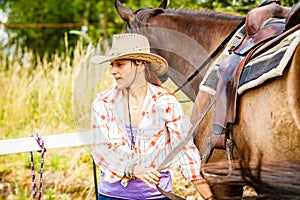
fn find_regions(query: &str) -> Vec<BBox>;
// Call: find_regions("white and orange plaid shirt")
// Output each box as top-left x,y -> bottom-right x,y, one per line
91,83 -> 202,183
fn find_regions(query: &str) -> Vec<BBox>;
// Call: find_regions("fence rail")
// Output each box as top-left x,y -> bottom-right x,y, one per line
0,131 -> 92,155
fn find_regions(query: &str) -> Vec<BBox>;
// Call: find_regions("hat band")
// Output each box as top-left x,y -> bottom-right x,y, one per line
109,47 -> 150,56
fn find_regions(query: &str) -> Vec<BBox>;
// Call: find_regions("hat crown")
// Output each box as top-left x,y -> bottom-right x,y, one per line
109,34 -> 151,57
90,33 -> 168,76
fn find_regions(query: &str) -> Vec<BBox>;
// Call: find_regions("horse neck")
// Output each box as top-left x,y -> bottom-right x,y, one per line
147,9 -> 243,53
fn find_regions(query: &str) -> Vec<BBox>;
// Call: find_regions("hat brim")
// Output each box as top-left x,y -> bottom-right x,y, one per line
91,52 -> 168,76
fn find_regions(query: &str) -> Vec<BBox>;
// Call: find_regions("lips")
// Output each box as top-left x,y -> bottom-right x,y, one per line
115,77 -> 123,84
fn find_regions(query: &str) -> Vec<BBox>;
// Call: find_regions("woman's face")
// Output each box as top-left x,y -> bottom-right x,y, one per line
110,59 -> 138,89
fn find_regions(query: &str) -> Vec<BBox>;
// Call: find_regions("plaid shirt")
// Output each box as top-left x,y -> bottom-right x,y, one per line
91,83 -> 202,183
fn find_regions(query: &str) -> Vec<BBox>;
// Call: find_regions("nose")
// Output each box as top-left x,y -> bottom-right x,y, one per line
110,65 -> 117,75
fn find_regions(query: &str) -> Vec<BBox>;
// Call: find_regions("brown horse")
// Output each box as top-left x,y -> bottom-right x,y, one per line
115,0 -> 300,199
115,0 -> 244,102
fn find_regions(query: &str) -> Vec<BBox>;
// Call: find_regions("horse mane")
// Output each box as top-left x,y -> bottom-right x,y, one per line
165,7 -> 244,21
133,7 -> 244,28
133,7 -> 165,29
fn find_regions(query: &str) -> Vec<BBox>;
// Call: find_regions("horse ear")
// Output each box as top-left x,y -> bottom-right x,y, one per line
158,0 -> 169,9
114,0 -> 135,23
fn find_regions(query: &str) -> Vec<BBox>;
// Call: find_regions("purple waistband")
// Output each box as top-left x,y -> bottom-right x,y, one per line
99,171 -> 173,199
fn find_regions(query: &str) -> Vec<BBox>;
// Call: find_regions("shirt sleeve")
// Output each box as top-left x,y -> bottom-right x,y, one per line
91,98 -> 129,183
161,94 -> 203,180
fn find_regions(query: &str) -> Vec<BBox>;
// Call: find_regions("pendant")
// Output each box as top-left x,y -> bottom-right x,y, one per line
132,104 -> 138,110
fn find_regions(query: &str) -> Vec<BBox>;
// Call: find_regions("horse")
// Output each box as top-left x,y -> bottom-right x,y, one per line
114,0 -> 244,102
114,0 -> 300,199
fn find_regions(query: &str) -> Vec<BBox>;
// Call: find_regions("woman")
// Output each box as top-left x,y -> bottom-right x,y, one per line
90,33 -> 213,200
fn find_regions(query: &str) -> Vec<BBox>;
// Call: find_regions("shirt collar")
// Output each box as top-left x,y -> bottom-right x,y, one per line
98,83 -> 171,105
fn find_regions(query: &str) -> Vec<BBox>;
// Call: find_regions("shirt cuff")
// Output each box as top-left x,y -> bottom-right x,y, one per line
180,162 -> 203,180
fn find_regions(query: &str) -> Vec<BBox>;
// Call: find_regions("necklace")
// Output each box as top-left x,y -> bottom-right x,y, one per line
131,101 -> 139,110
126,88 -> 135,150
127,83 -> 146,111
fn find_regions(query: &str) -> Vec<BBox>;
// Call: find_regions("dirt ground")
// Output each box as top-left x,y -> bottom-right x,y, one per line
0,148 -> 257,200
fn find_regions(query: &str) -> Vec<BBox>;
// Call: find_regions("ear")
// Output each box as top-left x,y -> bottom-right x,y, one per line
158,0 -> 169,9
138,65 -> 145,72
114,0 -> 135,23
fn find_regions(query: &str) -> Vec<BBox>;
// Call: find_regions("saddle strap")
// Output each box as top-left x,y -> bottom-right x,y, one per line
156,185 -> 185,200
210,21 -> 294,150
210,52 -> 252,149
203,44 -> 263,166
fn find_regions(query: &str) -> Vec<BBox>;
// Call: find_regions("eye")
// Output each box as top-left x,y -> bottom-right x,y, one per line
126,23 -> 132,33
111,62 -> 123,68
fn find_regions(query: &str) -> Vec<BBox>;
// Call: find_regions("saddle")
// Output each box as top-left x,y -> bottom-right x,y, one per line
210,1 -> 300,149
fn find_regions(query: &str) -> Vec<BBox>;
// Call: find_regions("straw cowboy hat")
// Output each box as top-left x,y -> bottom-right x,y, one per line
91,33 -> 168,76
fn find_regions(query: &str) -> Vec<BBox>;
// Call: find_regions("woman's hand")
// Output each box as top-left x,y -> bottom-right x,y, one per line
134,165 -> 162,189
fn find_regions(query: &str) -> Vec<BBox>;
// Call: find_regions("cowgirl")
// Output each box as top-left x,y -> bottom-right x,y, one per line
91,33 -> 213,200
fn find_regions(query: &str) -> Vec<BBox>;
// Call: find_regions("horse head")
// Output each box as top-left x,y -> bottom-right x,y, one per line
115,0 -> 169,33
115,0 -> 223,101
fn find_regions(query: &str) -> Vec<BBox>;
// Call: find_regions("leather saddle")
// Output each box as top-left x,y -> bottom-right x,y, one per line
210,1 -> 300,149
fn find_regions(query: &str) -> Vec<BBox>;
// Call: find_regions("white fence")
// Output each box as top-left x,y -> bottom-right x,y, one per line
0,131 -> 93,155
0,131 -> 97,199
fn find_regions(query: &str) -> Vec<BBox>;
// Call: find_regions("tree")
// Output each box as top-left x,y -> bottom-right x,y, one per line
0,0 -> 100,58
0,0 -> 296,60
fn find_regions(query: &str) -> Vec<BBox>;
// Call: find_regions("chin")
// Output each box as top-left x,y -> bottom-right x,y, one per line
116,84 -> 126,90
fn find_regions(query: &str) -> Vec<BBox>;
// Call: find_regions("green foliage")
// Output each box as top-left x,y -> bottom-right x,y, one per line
45,189 -> 55,200
0,0 -> 298,62
279,0 -> 297,7
47,152 -> 68,170
0,0 -> 98,58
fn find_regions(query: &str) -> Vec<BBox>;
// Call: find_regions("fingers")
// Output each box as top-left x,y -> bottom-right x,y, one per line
135,171 -> 162,189
152,170 -> 162,179
133,166 -> 163,189
139,177 -> 156,189
147,172 -> 160,185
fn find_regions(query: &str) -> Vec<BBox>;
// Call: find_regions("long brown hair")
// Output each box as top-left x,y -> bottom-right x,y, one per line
134,60 -> 163,87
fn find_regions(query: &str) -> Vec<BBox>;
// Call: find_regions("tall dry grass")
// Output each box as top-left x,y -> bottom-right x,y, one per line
0,37 -> 198,200
0,37 -> 100,199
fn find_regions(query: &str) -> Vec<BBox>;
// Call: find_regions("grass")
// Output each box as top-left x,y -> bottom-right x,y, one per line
0,38 -> 200,199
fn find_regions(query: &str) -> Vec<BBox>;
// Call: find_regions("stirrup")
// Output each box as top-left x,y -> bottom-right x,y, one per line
210,123 -> 229,149
212,123 -> 228,135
